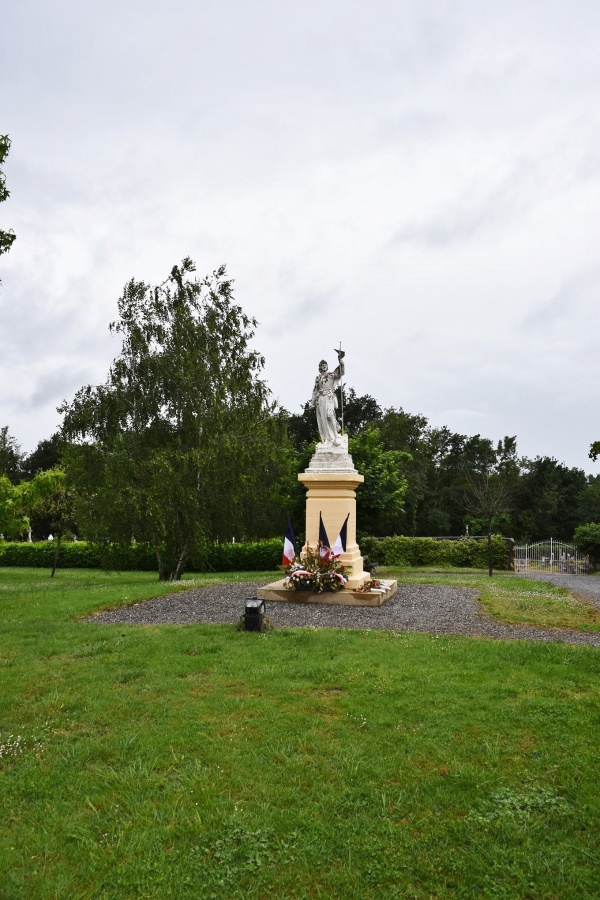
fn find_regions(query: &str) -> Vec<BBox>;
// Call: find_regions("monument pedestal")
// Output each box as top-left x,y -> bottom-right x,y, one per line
259,435 -> 396,607
299,435 -> 369,590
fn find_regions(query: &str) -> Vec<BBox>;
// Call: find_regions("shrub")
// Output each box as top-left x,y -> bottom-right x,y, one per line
0,541 -> 157,570
0,542 -> 59,567
0,538 -> 282,573
190,538 -> 282,572
573,523 -> 600,571
360,535 -> 509,570
0,535 -> 510,573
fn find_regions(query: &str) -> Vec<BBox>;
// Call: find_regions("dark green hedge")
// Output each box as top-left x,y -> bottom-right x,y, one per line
0,541 -> 157,570
199,539 -> 281,572
360,534 -> 510,569
0,539 -> 282,572
0,535 -> 509,572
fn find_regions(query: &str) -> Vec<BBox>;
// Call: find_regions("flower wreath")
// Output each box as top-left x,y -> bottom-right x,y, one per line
284,543 -> 348,593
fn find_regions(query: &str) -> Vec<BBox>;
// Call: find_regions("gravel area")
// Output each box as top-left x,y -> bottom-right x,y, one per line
86,578 -> 600,646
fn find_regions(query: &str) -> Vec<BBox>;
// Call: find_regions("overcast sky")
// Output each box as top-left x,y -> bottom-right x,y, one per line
2,0 -> 600,472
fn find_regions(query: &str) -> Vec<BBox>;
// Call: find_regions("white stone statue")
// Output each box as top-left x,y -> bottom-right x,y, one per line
309,349 -> 345,446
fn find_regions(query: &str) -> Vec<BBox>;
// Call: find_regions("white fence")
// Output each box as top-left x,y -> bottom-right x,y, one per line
514,538 -> 588,575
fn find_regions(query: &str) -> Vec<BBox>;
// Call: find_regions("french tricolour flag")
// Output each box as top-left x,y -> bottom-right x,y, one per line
331,513 -> 349,558
282,519 -> 299,566
319,513 -> 332,559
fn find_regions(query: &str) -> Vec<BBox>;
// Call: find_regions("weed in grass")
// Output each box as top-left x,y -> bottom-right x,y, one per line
0,733 -> 24,760
466,783 -> 570,826
196,823 -> 281,883
0,730 -> 46,764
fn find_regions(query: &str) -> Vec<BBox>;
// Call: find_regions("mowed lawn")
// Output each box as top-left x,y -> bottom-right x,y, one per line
0,568 -> 599,899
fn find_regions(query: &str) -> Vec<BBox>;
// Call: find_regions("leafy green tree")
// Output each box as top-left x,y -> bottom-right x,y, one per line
576,475 -> 600,527
0,475 -> 29,538
349,427 -> 409,536
411,429 -> 503,536
573,522 -> 600,571
459,437 -> 519,576
377,407 -> 428,453
285,402 -> 316,451
60,259 -> 290,580
464,470 -> 513,577
0,426 -> 23,484
0,135 -> 16,269
589,442 -> 600,462
25,469 -> 77,576
375,408 -> 430,536
21,432 -> 66,480
513,457 -> 587,541
342,388 -> 382,434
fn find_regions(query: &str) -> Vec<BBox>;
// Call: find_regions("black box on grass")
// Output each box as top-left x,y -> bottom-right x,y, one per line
244,598 -> 266,631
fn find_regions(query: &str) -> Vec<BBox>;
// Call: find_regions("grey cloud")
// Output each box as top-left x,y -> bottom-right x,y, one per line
390,158 -> 540,247
264,279 -> 340,336
375,111 -> 447,143
295,290 -> 337,319
3,0 -> 600,473
29,365 -> 92,410
0,282 -> 115,370
522,267 -> 600,331
576,146 -> 600,182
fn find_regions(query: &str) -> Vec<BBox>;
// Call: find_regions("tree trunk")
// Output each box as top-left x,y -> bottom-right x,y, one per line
156,548 -> 168,581
173,544 -> 189,581
51,534 -> 62,578
487,520 -> 493,578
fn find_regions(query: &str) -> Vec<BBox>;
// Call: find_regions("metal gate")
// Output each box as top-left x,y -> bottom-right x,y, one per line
514,538 -> 588,575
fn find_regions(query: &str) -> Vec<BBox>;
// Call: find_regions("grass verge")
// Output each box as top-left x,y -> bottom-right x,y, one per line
0,567 -> 599,898
382,570 -> 600,632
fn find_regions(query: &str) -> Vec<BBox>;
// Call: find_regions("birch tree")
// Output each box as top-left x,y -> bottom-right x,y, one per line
60,259 -> 289,580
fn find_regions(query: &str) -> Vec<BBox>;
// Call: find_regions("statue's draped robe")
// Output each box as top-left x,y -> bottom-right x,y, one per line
311,361 -> 344,445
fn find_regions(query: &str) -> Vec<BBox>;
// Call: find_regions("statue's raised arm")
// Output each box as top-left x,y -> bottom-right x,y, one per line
309,349 -> 345,446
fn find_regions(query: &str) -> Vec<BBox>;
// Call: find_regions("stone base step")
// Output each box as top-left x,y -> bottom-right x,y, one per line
257,578 -> 397,607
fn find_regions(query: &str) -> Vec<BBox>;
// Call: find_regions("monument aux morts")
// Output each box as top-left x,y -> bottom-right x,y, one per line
259,348 -> 397,607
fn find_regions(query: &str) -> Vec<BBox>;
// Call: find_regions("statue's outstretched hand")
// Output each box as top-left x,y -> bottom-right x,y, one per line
335,349 -> 346,359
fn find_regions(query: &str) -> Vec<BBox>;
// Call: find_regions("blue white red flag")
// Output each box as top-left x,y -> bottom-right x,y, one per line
319,513 -> 332,559
332,513 -> 349,558
282,519 -> 299,566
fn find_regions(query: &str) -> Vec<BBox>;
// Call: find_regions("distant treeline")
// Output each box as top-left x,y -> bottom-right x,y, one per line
2,388 -> 599,547
285,389 -> 600,543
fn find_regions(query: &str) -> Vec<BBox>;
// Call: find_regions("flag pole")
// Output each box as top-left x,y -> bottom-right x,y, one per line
338,341 -> 344,434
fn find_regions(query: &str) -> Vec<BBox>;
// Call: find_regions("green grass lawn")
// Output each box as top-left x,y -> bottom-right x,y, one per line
1,568 -> 599,898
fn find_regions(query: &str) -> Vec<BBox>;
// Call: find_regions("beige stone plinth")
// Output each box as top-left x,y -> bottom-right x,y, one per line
298,468 -> 369,589
257,579 -> 397,607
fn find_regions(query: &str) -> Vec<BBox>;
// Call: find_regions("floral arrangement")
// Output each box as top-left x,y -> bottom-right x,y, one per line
284,544 -> 348,593
355,578 -> 384,593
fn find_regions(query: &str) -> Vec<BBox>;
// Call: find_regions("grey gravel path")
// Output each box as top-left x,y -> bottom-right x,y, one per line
86,579 -> 600,646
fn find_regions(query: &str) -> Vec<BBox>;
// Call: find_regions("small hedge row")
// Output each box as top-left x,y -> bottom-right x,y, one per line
205,539 -> 282,571
0,541 -> 157,570
360,535 -> 510,570
0,535 -> 510,572
0,539 -> 283,572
